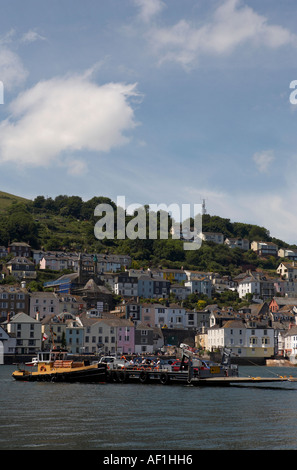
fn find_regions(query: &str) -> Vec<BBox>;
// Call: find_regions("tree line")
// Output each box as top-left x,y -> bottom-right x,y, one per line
0,194 -> 294,276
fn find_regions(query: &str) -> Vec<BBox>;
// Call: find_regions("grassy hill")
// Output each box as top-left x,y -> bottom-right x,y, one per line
0,192 -> 294,276
0,191 -> 30,212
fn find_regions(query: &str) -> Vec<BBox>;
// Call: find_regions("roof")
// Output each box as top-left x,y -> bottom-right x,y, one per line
284,326 -> 297,337
9,242 -> 31,247
271,297 -> 297,306
222,319 -> 246,329
6,256 -> 34,265
6,312 -> 40,323
136,322 -> 154,330
81,279 -> 111,295
78,311 -> 133,328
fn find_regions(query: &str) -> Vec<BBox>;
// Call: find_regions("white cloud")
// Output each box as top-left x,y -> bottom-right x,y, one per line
0,73 -> 140,172
133,0 -> 166,23
0,46 -> 28,91
146,0 -> 297,68
185,185 -> 297,244
253,150 -> 275,173
21,30 -> 46,43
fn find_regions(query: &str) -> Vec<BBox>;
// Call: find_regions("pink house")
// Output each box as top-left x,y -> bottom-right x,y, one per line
117,323 -> 135,355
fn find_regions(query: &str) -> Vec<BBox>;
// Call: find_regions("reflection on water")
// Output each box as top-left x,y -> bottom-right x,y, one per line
1,365 -> 297,450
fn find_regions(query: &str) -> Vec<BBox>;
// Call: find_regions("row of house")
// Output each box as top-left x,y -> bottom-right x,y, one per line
3,297 -> 297,362
0,310 -> 162,356
236,263 -> 297,301
169,228 -> 297,258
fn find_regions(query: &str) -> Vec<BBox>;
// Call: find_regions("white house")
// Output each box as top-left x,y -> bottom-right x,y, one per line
237,275 -> 261,299
208,319 -> 274,359
167,305 -> 188,329
0,325 -> 16,358
284,326 -> 297,363
5,312 -> 42,354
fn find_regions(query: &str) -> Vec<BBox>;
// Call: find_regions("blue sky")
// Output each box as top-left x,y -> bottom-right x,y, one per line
1,0 -> 297,243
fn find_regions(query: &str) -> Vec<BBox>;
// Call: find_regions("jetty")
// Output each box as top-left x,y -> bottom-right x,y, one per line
106,365 -> 296,386
103,345 -> 297,387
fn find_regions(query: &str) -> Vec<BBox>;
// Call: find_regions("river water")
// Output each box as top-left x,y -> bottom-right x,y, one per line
1,364 -> 297,451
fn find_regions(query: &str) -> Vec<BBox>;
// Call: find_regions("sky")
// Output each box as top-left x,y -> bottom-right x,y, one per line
1,0 -> 297,243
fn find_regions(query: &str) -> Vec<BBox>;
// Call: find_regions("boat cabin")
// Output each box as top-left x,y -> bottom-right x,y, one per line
37,348 -> 68,363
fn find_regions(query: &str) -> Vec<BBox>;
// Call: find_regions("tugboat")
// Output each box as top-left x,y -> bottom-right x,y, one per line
12,347 -> 107,383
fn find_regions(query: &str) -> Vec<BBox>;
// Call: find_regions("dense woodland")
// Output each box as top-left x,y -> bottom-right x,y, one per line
0,194 -> 295,277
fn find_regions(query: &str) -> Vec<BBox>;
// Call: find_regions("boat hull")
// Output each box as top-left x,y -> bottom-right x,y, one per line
12,364 -> 106,383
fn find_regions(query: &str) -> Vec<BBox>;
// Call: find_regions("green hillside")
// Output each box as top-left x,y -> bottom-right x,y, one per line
0,191 -> 30,212
0,193 -> 294,277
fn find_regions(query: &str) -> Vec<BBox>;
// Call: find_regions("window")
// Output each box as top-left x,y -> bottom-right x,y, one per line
262,338 -> 270,345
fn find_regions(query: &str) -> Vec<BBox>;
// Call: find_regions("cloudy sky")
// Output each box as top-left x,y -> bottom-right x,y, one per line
1,0 -> 297,243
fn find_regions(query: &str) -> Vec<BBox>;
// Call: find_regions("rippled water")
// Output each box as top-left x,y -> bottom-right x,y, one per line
2,365 -> 297,450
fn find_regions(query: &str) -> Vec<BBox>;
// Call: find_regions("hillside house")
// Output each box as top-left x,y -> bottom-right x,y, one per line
8,242 -> 32,258
29,292 -> 59,319
238,273 -> 276,301
251,241 -> 278,257
137,274 -> 170,299
0,285 -> 29,321
278,248 -> 297,260
39,254 -> 75,271
277,262 -> 297,281
96,254 -> 132,273
184,278 -> 212,297
160,268 -> 187,283
6,257 -> 36,279
274,279 -> 297,297
200,232 -> 224,244
0,246 -> 8,258
224,238 -> 250,251
140,303 -> 155,326
237,274 -> 261,300
209,308 -> 237,327
113,272 -> 138,298
269,297 -> 297,313
170,284 -> 191,300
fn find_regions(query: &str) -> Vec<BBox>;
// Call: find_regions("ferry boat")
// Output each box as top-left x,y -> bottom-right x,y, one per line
12,347 -> 107,383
